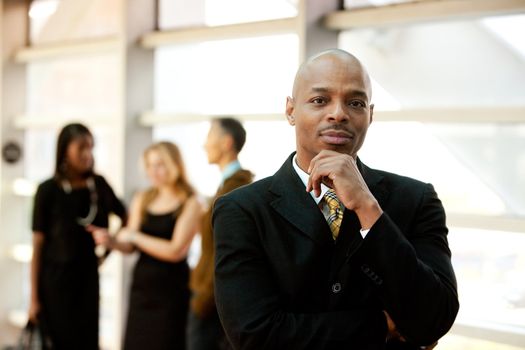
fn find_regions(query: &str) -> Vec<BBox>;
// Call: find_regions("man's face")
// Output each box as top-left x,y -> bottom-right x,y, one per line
204,121 -> 226,165
286,55 -> 374,166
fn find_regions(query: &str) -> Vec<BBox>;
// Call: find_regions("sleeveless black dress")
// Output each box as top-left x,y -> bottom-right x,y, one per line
123,209 -> 190,350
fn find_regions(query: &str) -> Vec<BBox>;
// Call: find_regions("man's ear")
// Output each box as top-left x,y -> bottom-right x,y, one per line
286,96 -> 295,126
369,103 -> 374,125
222,134 -> 235,153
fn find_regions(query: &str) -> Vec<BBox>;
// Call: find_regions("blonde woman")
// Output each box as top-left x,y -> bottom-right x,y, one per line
89,141 -> 202,350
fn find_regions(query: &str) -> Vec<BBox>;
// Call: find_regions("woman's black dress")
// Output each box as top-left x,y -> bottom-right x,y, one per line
123,209 -> 190,350
32,175 -> 126,350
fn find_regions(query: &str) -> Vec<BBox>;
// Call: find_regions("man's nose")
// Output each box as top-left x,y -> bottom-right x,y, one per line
327,101 -> 349,122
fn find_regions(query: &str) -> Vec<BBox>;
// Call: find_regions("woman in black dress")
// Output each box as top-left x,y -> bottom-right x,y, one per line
90,141 -> 202,350
29,123 -> 127,349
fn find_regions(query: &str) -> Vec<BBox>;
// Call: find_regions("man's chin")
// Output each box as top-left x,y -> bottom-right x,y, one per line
321,143 -> 352,154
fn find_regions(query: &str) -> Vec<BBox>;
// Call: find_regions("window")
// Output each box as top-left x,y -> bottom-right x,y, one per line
29,0 -> 121,44
26,54 -> 120,119
159,0 -> 297,29
154,34 -> 298,115
153,120 -> 295,197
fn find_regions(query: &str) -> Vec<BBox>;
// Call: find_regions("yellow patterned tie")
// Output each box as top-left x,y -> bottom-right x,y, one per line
324,189 -> 344,240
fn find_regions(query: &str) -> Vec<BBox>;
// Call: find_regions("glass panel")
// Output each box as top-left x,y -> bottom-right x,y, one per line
449,227 -> 525,332
344,0 -> 415,10
359,122 -> 525,217
154,34 -> 299,114
481,15 -> 525,59
24,126 -> 121,192
29,0 -> 121,44
26,54 -> 120,120
153,120 -> 295,197
154,122 -> 216,196
159,0 -> 297,29
339,16 -> 525,109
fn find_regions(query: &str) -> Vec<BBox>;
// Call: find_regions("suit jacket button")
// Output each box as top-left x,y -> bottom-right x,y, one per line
332,282 -> 342,293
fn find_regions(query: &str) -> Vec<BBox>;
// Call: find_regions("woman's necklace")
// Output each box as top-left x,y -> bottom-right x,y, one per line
61,177 -> 98,226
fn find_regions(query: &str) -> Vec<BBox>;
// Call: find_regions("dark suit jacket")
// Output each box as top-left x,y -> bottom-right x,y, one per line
213,153 -> 459,350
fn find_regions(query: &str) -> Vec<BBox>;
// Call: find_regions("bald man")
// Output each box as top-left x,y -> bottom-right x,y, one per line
213,49 -> 459,350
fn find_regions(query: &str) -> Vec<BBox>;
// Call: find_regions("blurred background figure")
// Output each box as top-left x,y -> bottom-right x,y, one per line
89,141 -> 202,350
187,118 -> 253,350
29,123 -> 127,349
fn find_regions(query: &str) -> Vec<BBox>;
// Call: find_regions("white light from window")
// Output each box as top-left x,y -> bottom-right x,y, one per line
28,0 -> 59,19
345,0 -> 412,10
205,0 -> 297,26
481,15 -> 525,59
12,178 -> 37,197
370,77 -> 401,111
10,244 -> 33,263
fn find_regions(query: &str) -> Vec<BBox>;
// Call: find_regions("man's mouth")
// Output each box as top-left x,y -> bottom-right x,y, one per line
319,130 -> 353,145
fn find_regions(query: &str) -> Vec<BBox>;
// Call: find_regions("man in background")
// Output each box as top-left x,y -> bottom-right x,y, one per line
188,118 -> 253,350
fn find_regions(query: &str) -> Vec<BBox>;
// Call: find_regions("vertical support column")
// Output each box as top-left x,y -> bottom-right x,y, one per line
0,0 -> 29,346
120,0 -> 155,201
296,0 -> 341,63
109,1 -> 155,348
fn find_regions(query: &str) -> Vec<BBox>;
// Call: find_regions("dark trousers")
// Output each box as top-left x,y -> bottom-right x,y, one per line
187,310 -> 231,350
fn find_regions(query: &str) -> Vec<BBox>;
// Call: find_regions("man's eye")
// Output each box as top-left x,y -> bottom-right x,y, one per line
312,97 -> 325,104
349,100 -> 365,108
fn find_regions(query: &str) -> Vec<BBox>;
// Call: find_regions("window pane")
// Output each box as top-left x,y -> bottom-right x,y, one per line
344,0 -> 415,10
153,120 -> 294,197
360,122 -> 525,217
154,35 -> 298,114
339,16 -> 525,108
29,0 -> 121,44
26,54 -> 120,119
24,126 -> 121,189
159,0 -> 297,29
449,227 -> 525,331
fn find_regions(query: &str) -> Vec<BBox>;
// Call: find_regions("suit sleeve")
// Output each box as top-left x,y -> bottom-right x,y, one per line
213,196 -> 388,350
359,183 -> 459,346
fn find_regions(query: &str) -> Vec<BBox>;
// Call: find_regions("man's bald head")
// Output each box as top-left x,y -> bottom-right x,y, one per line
292,49 -> 372,102
285,49 -> 375,166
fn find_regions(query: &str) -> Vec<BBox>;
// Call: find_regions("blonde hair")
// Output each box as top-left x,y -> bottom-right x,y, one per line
139,141 -> 194,222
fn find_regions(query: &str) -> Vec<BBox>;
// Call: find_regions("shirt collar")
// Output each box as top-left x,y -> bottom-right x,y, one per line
221,160 -> 242,182
292,154 -> 330,204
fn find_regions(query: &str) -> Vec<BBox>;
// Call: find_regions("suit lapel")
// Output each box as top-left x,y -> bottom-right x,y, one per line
267,155 -> 389,253
358,158 -> 388,207
269,154 -> 332,246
